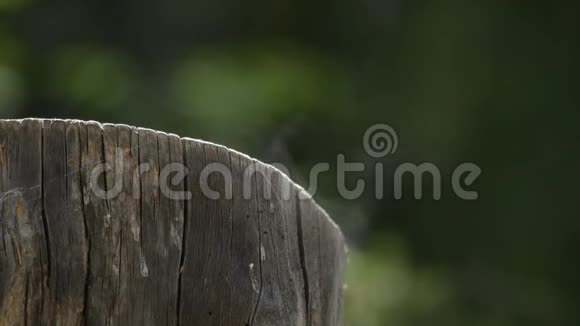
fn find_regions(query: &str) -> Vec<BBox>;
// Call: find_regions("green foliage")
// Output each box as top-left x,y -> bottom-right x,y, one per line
47,47 -> 137,113
172,47 -> 350,146
345,237 -> 450,326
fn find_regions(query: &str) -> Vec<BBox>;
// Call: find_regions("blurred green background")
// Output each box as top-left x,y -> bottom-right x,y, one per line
0,0 -> 578,324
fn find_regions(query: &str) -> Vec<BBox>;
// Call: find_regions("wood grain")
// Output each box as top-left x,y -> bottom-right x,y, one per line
0,119 -> 346,326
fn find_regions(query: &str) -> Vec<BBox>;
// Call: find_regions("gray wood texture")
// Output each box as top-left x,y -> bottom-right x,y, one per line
0,119 -> 346,326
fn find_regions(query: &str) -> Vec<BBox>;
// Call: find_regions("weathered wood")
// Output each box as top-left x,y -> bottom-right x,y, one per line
0,119 -> 347,326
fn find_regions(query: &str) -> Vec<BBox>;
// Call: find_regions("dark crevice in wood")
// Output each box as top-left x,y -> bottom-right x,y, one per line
63,125 -> 68,209
1,130 -> 6,260
263,174 -> 292,320
114,126 -> 125,323
99,126 -> 111,214
1,224 -> 5,258
227,151 -> 234,271
24,273 -> 29,326
176,139 -> 188,326
137,131 -> 144,249
116,217 -> 123,319
296,193 -> 311,325
200,145 -> 213,264
268,171 -> 297,322
79,125 -> 91,326
156,134 -> 162,207
100,124 -> 116,323
248,161 -> 263,326
40,122 -> 51,289
317,215 -> 324,325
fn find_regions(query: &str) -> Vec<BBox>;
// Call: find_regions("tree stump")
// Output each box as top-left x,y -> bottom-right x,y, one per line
0,119 -> 347,326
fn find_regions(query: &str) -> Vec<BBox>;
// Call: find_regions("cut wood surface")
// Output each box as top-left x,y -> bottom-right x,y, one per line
0,119 -> 347,326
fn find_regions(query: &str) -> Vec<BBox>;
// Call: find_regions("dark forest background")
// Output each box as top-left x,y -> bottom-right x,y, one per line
0,0 -> 578,324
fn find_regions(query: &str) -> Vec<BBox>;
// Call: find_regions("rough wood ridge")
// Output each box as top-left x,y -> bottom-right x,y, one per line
0,119 -> 347,326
